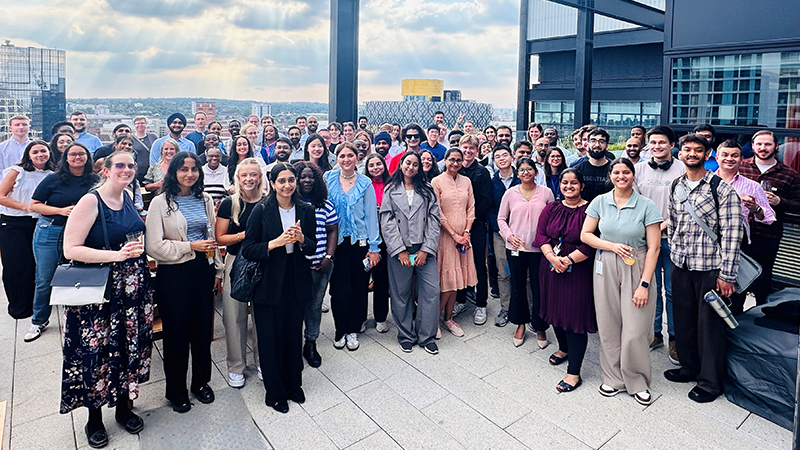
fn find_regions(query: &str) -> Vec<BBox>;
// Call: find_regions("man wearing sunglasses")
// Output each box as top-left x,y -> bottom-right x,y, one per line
93,123 -> 132,160
388,123 -> 425,173
420,124 -> 447,162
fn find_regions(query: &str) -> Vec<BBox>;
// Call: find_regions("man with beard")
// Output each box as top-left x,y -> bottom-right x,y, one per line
93,123 -> 131,159
574,128 -> 613,202
202,147 -> 231,204
50,121 -> 75,138
420,124 -> 447,161
633,125 -> 685,363
531,137 -> 550,187
267,137 -> 293,172
287,126 -> 304,162
70,111 -> 101,153
186,111 -> 208,147
738,130 -> 800,306
307,116 -> 320,134
373,131 -> 392,158
625,137 -> 644,164
665,133 -> 742,404
149,113 -> 196,164
358,116 -> 368,130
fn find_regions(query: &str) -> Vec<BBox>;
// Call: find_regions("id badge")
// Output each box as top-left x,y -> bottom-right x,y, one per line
595,260 -> 603,275
359,239 -> 367,247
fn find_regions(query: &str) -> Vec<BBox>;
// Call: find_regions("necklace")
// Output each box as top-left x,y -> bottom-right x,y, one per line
341,171 -> 356,180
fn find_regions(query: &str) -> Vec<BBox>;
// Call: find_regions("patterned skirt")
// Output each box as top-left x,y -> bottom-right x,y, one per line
60,257 -> 154,413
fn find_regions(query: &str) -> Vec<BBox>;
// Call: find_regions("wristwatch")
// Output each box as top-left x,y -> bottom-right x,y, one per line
325,254 -> 334,261
464,229 -> 471,234
640,281 -> 650,288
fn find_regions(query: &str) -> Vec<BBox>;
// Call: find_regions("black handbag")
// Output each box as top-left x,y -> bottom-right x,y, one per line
49,191 -> 112,306
229,251 -> 262,303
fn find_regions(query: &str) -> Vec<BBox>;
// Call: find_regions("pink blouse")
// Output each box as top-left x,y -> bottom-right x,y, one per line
497,185 -> 555,252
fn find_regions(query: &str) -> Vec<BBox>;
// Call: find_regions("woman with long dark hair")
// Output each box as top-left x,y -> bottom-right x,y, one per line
304,133 -> 332,172
342,122 -> 357,142
61,151 -> 153,447
26,143 -> 98,342
294,161 -> 338,368
324,142 -> 382,351
544,147 -> 568,200
364,153 -> 390,333
216,158 -> 266,388
533,168 -> 595,392
240,163 -> 316,413
49,132 -> 74,163
420,149 -> 440,182
260,125 -> 279,163
0,140 -> 55,319
497,157 -> 555,348
380,152 -> 441,353
145,152 -> 223,413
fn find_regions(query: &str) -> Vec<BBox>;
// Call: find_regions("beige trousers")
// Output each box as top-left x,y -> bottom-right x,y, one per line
222,254 -> 259,375
593,247 -> 657,394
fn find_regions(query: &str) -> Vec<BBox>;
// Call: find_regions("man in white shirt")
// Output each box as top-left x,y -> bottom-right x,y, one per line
0,115 -> 31,182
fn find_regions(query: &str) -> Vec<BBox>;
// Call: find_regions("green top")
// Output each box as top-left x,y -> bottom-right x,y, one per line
586,190 -> 663,248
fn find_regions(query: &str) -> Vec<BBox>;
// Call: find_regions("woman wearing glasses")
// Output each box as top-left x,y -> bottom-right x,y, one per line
25,143 -> 99,342
389,123 -> 424,174
61,151 -> 153,447
431,148 -> 477,337
544,147 -> 568,201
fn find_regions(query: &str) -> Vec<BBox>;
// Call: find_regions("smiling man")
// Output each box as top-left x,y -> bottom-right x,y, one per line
149,113 -> 196,164
573,128 -> 612,202
420,124 -> 447,161
70,110 -> 101,153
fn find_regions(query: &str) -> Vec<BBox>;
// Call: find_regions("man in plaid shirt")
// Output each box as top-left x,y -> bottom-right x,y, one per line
737,130 -> 800,305
664,133 -> 743,404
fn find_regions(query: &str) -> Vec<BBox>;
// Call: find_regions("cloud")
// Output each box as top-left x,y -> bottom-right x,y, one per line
226,0 -> 328,30
103,0 -> 216,19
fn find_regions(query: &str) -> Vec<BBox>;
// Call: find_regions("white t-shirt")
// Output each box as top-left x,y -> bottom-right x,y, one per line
279,205 -> 296,254
756,162 -> 776,173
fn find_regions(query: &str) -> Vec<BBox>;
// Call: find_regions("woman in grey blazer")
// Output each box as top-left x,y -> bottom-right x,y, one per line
380,152 -> 441,354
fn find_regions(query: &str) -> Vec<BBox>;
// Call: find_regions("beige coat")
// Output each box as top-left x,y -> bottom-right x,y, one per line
145,192 -> 223,276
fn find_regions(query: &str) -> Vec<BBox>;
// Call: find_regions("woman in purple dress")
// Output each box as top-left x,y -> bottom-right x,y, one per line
533,168 -> 595,393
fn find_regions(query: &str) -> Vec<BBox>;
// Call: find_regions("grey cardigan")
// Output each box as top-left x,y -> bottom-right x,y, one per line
145,192 -> 224,276
379,182 -> 441,258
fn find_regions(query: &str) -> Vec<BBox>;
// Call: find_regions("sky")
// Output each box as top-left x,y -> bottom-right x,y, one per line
3,0 -> 523,108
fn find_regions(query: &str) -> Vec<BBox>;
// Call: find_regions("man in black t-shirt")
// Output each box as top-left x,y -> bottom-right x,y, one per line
574,127 -> 612,202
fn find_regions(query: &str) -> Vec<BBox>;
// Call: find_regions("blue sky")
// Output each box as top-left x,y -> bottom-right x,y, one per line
3,0 -> 522,107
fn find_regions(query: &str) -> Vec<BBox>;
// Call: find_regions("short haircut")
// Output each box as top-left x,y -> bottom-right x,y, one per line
401,123 -> 424,142
9,115 -> 30,125
295,116 -> 307,123
358,116 -> 367,122
587,127 -> 610,142
580,124 -> 597,137
379,123 -> 393,132
427,123 -> 440,132
434,110 -> 444,116
492,143 -> 512,156
513,140 -> 533,152
646,125 -> 676,144
631,125 -> 646,134
275,137 -> 292,147
448,130 -> 464,140
287,125 -> 301,134
261,114 -> 274,122
112,123 -> 129,134
70,110 -> 87,118
133,115 -> 148,123
497,125 -> 512,134
692,124 -> 716,136
459,134 -> 479,148
718,139 -> 741,151
50,121 -> 74,135
679,133 -> 711,152
194,111 -> 207,118
751,129 -> 778,145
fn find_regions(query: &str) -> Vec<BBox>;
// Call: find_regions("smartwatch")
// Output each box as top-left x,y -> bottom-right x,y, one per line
640,281 -> 650,288
325,254 -> 334,261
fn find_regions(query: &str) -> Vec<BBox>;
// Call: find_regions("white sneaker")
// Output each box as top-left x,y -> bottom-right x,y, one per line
333,336 -> 346,349
375,321 -> 389,333
257,367 -> 263,380
346,333 -> 359,351
24,320 -> 48,343
473,307 -> 487,325
452,302 -> 467,317
228,372 -> 245,388
321,302 -> 330,313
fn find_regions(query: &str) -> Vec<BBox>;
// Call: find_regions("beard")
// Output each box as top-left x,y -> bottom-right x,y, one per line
290,138 -> 300,147
275,152 -> 290,162
588,149 -> 606,159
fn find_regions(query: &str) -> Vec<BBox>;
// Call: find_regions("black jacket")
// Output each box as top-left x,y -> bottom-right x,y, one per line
459,161 -> 493,224
240,197 -> 317,307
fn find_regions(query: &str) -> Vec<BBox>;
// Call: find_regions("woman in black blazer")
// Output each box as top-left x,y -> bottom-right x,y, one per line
240,162 -> 317,414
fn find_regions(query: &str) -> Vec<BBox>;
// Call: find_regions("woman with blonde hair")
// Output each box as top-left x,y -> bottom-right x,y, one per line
216,158 -> 267,388
144,138 -> 178,193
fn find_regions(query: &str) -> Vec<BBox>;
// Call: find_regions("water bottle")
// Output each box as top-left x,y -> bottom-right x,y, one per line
704,290 -> 739,329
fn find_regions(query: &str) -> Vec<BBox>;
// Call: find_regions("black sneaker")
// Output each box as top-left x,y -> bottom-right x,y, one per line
400,342 -> 413,353
650,334 -> 664,350
423,342 -> 439,355
490,285 -> 500,298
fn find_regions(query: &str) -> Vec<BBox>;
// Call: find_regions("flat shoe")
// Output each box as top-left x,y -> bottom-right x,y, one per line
170,398 -> 191,413
634,390 -> 652,406
549,352 -> 568,365
266,398 -> 289,413
289,389 -> 306,404
598,384 -> 621,397
115,412 -> 144,434
85,424 -> 108,448
556,377 -> 582,393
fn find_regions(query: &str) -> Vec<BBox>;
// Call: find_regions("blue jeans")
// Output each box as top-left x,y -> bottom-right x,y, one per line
304,262 -> 333,341
653,238 -> 674,337
31,218 -> 64,325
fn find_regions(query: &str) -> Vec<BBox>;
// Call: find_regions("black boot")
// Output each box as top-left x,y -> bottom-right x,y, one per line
85,407 -> 108,448
303,340 -> 322,368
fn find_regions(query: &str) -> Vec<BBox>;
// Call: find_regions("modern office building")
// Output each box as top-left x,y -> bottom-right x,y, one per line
251,102 -> 271,119
0,41 -> 66,141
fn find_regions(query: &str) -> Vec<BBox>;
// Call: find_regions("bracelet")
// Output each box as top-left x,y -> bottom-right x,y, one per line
566,255 -> 576,264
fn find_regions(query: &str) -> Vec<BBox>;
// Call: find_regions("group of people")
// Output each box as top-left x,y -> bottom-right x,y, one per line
0,109 -> 798,448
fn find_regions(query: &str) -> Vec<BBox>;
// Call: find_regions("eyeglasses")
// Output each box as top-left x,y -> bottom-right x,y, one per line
112,162 -> 136,170
447,158 -> 462,163
405,134 -> 420,140
517,167 -> 535,173
516,150 -> 532,156
118,129 -> 131,134
67,152 -> 86,158
548,155 -> 563,159
589,138 -> 608,145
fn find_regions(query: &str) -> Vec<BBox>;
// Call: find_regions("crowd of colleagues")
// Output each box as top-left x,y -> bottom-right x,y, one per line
0,110 -> 799,448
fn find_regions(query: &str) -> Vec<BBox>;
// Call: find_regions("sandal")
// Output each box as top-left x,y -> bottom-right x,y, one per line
549,352 -> 568,366
556,377 -> 582,393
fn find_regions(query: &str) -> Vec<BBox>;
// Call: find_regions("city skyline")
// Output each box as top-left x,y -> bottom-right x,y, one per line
3,0 -> 521,108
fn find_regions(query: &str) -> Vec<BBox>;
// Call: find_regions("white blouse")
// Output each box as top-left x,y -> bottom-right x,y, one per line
0,166 -> 52,217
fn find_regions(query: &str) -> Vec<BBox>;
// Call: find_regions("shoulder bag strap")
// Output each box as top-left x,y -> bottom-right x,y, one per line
92,190 -> 112,250
673,181 -> 719,245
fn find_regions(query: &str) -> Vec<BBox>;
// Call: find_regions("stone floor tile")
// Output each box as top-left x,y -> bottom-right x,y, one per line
343,430 -> 403,450
738,413 -> 793,450
504,412 -> 593,450
347,332 -> 410,381
316,336 -> 377,393
12,350 -> 63,426
313,399 -> 379,448
71,407 -> 139,450
14,320 -> 62,363
384,365 -> 448,410
422,395 -> 529,450
299,368 -> 348,417
348,380 -> 464,450
11,409 -> 76,450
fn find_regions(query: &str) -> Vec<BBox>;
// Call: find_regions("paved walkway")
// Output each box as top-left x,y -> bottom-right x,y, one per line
0,291 -> 792,449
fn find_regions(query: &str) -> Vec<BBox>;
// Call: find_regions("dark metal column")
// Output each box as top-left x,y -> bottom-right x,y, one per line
329,0 -> 360,124
516,0 -> 531,141
574,0 -> 594,129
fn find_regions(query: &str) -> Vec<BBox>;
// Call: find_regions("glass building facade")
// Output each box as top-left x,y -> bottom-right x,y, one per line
533,101 -> 661,141
0,43 -> 66,141
670,52 -> 800,129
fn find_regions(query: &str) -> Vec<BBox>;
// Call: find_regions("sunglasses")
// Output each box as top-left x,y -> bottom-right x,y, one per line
447,158 -> 463,163
113,162 -> 136,170
406,134 -> 420,140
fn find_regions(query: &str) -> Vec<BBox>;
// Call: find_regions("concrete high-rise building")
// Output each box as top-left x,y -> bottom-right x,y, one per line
0,41 -> 66,141
192,101 -> 216,122
251,102 -> 271,118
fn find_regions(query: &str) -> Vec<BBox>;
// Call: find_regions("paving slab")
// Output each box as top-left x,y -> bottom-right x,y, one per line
313,399 -> 379,448
384,365 -> 448,410
343,430 -> 403,450
10,408 -> 75,450
738,413 -> 793,450
298,367 -> 349,417
505,411 -> 594,450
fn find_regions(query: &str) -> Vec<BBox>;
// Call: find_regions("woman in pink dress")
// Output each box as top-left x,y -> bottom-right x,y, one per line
431,148 -> 477,337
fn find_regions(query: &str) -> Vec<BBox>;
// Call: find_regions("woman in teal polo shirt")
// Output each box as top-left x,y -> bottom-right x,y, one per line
580,158 -> 662,406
